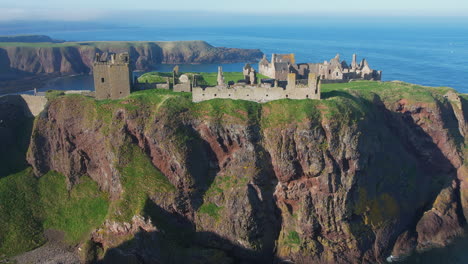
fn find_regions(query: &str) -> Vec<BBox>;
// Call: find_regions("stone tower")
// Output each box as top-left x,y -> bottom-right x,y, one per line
93,52 -> 132,100
351,54 -> 358,70
217,66 -> 225,86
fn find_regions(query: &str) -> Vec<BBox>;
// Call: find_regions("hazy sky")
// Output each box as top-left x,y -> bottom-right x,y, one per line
2,0 -> 468,21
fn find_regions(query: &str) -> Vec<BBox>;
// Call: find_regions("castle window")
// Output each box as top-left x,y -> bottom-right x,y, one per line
286,95 -> 289,98
329,70 -> 331,74
306,95 -> 309,98
101,78 -> 105,83
202,94 -> 205,96
229,94 -> 231,96
336,72 -> 339,76
266,94 -> 269,97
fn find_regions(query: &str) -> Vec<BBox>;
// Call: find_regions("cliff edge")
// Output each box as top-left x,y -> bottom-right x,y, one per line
1,81 -> 467,263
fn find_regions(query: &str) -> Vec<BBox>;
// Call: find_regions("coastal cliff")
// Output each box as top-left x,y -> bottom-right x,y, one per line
0,40 -> 263,78
1,81 -> 467,263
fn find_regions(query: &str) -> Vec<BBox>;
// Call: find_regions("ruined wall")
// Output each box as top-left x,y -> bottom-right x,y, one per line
193,85 -> 320,103
135,83 -> 170,90
0,94 -> 47,117
173,83 -> 191,92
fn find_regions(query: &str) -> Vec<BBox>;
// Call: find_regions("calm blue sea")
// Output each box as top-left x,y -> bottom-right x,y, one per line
7,24 -> 468,94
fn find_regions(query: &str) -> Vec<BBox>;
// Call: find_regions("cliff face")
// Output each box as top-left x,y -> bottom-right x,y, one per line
26,82 -> 467,263
0,41 -> 263,78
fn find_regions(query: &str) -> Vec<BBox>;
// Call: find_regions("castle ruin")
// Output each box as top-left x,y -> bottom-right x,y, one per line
93,52 -> 132,100
96,51 -> 381,104
259,53 -> 382,82
192,66 -> 321,103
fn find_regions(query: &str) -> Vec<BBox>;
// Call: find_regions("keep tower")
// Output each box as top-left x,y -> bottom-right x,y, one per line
93,52 -> 132,100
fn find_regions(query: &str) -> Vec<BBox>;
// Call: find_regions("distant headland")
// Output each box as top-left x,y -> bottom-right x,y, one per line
0,35 -> 263,94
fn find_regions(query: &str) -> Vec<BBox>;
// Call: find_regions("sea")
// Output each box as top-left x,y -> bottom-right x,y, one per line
4,24 -> 468,94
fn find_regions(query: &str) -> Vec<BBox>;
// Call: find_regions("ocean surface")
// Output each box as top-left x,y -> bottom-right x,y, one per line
5,24 -> 468,94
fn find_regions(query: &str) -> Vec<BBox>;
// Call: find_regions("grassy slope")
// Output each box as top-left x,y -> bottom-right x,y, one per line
0,80 -> 465,258
0,169 -> 108,257
0,169 -> 43,257
111,144 -> 175,222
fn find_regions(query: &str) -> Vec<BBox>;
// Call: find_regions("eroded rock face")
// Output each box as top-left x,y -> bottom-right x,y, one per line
26,90 -> 467,263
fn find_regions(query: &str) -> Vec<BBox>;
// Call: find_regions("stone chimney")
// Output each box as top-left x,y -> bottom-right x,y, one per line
286,73 -> 296,90
217,66 -> 225,86
351,54 -> 358,69
308,73 -> 317,88
249,70 -> 256,85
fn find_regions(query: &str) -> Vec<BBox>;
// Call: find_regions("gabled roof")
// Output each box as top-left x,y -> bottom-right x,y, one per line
274,54 -> 295,64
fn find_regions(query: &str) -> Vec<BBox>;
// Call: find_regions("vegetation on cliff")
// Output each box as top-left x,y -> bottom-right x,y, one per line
0,169 -> 108,256
0,80 -> 466,263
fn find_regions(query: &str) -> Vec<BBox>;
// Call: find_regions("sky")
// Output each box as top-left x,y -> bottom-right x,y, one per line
1,0 -> 468,22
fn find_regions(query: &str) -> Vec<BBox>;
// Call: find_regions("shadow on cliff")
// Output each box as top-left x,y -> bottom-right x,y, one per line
347,93 -> 463,260
0,95 -> 34,178
96,198 -> 284,264
321,90 -> 357,100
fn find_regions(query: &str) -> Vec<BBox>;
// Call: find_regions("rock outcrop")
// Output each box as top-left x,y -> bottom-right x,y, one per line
26,83 -> 467,263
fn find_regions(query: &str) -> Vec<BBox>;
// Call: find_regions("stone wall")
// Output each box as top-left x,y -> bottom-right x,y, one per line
173,83 -> 191,92
0,94 -> 47,117
135,83 -> 170,90
193,85 -> 320,103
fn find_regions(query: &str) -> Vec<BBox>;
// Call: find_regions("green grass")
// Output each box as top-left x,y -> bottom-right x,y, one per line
192,97 -> 261,122
285,231 -> 301,245
204,175 -> 249,198
38,172 -> 109,244
198,203 -> 223,220
261,98 -> 322,128
0,169 -> 43,257
138,72 -> 173,84
111,143 -> 175,222
45,90 -> 65,100
137,71 -> 270,87
321,80 -> 454,103
0,169 -> 109,257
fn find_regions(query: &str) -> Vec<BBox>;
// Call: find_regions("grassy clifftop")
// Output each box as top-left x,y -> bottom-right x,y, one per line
0,80 -> 466,262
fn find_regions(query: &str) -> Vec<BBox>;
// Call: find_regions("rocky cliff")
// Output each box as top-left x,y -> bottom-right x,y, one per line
9,81 -> 468,263
0,40 -> 263,78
